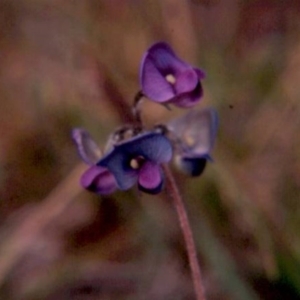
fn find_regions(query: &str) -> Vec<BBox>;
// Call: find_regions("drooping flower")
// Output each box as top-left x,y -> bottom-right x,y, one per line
97,131 -> 173,194
139,42 -> 205,108
72,128 -> 117,195
168,108 -> 218,176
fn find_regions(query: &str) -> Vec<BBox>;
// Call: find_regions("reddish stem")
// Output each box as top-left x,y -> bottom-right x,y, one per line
163,164 -> 207,300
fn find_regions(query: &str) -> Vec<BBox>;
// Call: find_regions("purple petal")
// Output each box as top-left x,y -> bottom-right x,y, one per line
174,69 -> 198,94
140,57 -> 175,102
97,147 -> 139,191
98,132 -> 172,191
72,128 -> 102,165
129,133 -> 172,163
138,161 -> 163,193
171,82 -> 203,108
143,42 -> 188,74
80,165 -> 117,195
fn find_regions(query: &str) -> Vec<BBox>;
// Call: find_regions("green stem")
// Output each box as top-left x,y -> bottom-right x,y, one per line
163,164 -> 207,300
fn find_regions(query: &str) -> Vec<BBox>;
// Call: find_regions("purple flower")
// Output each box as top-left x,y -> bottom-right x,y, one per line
72,128 -> 117,195
98,132 -> 173,194
140,42 -> 205,108
80,165 -> 117,195
168,108 -> 218,176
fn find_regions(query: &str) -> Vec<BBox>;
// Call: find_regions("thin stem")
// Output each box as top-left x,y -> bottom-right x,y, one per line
162,164 -> 206,300
132,90 -> 144,126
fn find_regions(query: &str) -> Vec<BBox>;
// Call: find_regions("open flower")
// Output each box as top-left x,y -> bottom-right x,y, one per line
140,42 -> 205,108
72,128 -> 117,195
168,108 -> 218,176
98,132 -> 172,194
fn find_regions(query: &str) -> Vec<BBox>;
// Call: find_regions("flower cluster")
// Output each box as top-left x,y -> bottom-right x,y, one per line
73,42 -> 218,195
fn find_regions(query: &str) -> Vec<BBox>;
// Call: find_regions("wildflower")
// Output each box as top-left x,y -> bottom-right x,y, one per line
168,108 -> 218,176
98,131 -> 173,194
72,128 -> 117,195
139,42 -> 205,108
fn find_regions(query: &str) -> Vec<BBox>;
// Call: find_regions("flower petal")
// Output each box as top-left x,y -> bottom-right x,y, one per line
138,161 -> 163,194
169,108 -> 218,176
124,132 -> 173,163
172,81 -> 203,108
72,128 -> 102,165
143,42 -> 188,74
168,108 -> 218,154
98,132 -> 172,190
98,148 -> 138,191
80,165 -> 117,195
140,56 -> 175,102
174,69 -> 198,94
176,156 -> 207,177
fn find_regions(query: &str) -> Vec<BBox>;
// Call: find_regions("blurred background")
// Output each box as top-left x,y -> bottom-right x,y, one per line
0,0 -> 300,299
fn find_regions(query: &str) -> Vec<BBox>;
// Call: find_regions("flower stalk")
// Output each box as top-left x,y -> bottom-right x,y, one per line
132,90 -> 144,126
163,164 -> 207,300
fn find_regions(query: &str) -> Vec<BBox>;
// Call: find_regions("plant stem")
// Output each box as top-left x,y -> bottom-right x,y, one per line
132,90 -> 144,126
163,164 -> 207,300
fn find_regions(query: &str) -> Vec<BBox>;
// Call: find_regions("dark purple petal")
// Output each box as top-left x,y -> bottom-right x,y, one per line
177,156 -> 207,177
81,165 -> 117,195
98,132 -> 172,191
137,161 -> 163,194
172,81 -> 203,108
99,149 -> 138,191
72,128 -> 102,165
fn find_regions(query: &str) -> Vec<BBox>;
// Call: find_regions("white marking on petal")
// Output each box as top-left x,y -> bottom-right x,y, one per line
184,135 -> 195,147
165,74 -> 176,84
130,156 -> 145,169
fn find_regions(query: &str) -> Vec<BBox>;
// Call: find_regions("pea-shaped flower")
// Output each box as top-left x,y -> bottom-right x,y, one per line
140,42 -> 205,108
98,132 -> 173,194
168,108 -> 218,176
72,129 -> 117,195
